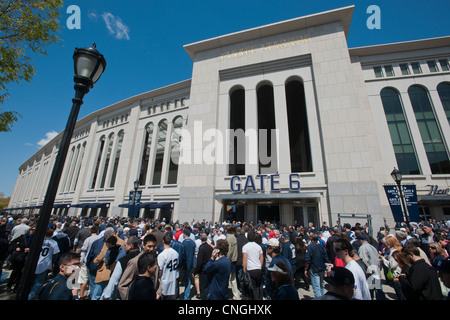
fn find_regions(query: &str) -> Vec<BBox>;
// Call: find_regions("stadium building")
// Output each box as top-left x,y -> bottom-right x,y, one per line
7,6 -> 450,232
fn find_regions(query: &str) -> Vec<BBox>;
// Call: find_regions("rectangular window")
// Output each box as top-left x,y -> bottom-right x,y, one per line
439,59 -> 449,71
374,66 -> 383,78
427,61 -> 438,73
411,62 -> 422,74
385,65 -> 394,77
400,64 -> 410,75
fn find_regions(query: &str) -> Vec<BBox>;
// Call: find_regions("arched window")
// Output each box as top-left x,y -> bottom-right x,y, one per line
437,82 -> 450,124
167,116 -> 183,184
152,119 -> 168,185
408,85 -> 450,174
257,83 -> 277,174
110,131 -> 124,188
91,136 -> 105,189
72,142 -> 86,191
285,78 -> 312,172
228,87 -> 245,176
100,133 -> 115,188
139,123 -> 154,185
66,144 -> 81,192
61,146 -> 76,192
380,87 -> 420,174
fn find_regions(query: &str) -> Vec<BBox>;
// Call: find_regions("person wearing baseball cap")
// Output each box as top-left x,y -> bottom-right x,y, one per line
314,267 -> 355,300
435,258 -> 450,300
267,261 -> 299,300
264,237 -> 292,299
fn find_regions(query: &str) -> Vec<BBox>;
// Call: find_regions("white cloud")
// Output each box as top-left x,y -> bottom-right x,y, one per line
37,131 -> 58,148
101,12 -> 130,40
88,9 -> 98,21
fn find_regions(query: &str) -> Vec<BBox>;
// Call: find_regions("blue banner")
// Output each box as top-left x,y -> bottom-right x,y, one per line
384,185 -> 420,223
402,185 -> 420,222
128,191 -> 142,217
384,185 -> 405,222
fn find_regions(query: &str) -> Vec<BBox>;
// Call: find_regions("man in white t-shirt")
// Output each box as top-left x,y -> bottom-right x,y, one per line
242,230 -> 264,300
333,238 -> 371,300
28,229 -> 60,300
158,233 -> 179,300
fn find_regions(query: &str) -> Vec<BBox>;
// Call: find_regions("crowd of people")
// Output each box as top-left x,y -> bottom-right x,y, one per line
0,213 -> 449,301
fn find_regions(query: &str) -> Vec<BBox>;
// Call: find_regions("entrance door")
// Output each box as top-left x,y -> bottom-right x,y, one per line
144,208 -> 155,220
224,204 -> 245,222
293,205 -> 318,227
257,205 -> 280,223
159,208 -> 172,222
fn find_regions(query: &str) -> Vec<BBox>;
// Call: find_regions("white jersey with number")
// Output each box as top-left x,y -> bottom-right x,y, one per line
345,260 -> 371,300
35,238 -> 60,274
157,247 -> 179,296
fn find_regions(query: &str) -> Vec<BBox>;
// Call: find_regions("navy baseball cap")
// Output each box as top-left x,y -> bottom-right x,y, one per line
324,267 -> 355,287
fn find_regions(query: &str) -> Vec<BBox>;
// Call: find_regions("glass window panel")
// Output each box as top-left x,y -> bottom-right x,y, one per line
388,123 -> 401,144
381,87 -> 420,174
439,59 -> 449,71
374,66 -> 383,78
411,62 -> 422,74
408,85 -> 450,174
100,134 -> 114,188
437,82 -> 450,125
152,120 -> 168,185
168,117 -> 183,184
397,122 -> 412,144
257,84 -> 277,174
139,123 -> 154,185
400,64 -> 410,75
91,137 -> 105,189
285,80 -> 312,173
385,65 -> 394,77
427,61 -> 438,73
228,88 -> 245,176
403,145 -> 413,153
110,131 -> 124,188
72,144 -> 86,191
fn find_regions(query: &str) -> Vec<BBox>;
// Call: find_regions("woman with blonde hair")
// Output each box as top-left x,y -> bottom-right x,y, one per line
380,235 -> 404,300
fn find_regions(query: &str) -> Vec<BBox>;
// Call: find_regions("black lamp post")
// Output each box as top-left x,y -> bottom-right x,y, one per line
132,179 -> 140,218
391,167 -> 410,226
16,44 -> 106,300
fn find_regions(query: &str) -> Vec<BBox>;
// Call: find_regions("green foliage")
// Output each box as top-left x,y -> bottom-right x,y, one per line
0,197 -> 10,210
0,0 -> 63,131
0,110 -> 21,132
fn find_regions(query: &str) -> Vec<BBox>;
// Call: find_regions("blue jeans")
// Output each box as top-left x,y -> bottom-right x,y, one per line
310,270 -> 325,298
183,269 -> 192,300
28,271 -> 48,300
89,273 -> 107,300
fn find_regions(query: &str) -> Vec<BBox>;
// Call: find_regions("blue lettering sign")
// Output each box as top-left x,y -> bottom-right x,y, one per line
230,176 -> 241,192
289,173 -> 301,191
256,174 -> 267,191
270,174 -> 280,191
244,175 -> 256,192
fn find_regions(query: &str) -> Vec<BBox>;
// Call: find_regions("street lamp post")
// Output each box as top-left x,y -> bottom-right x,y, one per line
132,180 -> 140,218
391,167 -> 410,226
16,44 -> 106,300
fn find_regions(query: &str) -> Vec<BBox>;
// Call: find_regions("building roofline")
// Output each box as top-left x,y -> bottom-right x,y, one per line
183,5 -> 355,60
19,79 -> 192,170
349,35 -> 450,57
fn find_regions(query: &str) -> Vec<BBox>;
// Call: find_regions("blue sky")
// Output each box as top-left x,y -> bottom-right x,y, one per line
1,0 -> 449,197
